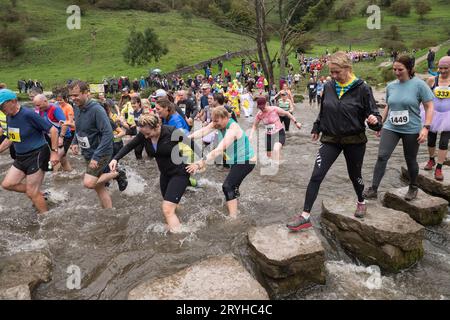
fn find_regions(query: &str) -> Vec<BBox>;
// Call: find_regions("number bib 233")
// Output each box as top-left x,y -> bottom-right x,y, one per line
389,110 -> 409,126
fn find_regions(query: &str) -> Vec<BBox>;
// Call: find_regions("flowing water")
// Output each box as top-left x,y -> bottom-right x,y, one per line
0,101 -> 449,300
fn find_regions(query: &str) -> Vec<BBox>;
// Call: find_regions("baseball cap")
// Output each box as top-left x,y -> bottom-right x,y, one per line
256,96 -> 267,109
0,89 -> 17,107
151,89 -> 167,99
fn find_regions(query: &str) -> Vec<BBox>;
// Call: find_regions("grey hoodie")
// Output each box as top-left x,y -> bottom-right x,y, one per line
72,99 -> 113,161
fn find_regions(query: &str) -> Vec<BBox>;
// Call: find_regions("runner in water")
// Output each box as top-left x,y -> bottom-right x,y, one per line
187,106 -> 256,218
249,96 -> 301,164
0,89 -> 60,213
109,114 -> 201,233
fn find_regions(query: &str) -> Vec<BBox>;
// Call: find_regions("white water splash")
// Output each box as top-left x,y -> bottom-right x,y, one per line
45,188 -> 70,204
121,168 -> 148,196
1,230 -> 49,254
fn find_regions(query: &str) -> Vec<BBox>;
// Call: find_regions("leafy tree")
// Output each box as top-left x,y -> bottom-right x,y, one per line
0,27 -> 25,57
123,27 -> 168,67
414,0 -> 432,20
391,0 -> 411,17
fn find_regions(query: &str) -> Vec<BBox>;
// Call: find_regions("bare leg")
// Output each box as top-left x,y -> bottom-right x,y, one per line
227,199 -> 238,218
25,170 -> 48,213
1,166 -> 27,193
96,172 -> 118,186
162,201 -> 181,232
84,174 -> 113,209
437,149 -> 447,165
272,142 -> 282,163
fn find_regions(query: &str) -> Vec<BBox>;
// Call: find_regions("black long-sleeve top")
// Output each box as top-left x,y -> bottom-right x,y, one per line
114,125 -> 201,177
312,79 -> 382,140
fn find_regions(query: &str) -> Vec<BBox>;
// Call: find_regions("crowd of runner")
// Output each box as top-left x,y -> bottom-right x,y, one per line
1,50 -> 450,233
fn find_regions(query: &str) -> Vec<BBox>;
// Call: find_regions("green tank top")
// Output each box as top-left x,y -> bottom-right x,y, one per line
218,118 -> 254,164
278,100 -> 290,111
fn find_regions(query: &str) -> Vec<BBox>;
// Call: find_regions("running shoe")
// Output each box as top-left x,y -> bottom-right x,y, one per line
424,159 -> 436,171
354,202 -> 367,218
404,186 -> 418,201
115,168 -> 128,192
286,214 -> 312,231
363,187 -> 377,199
435,168 -> 444,181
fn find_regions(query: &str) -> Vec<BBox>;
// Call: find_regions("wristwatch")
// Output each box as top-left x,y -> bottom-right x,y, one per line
51,148 -> 58,152
423,125 -> 431,130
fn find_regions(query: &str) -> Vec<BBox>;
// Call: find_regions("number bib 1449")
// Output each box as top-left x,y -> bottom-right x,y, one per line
389,110 -> 409,126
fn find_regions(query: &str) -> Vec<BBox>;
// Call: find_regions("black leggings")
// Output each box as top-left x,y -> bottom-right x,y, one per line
160,174 -> 190,204
304,143 -> 366,213
427,131 -> 450,151
279,115 -> 291,132
223,164 -> 255,201
371,129 -> 420,190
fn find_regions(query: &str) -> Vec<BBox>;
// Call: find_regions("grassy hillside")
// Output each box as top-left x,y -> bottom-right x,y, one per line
0,0 -> 251,89
1,0 -> 449,90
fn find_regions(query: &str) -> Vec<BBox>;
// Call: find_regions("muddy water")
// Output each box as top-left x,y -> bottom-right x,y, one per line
0,101 -> 449,300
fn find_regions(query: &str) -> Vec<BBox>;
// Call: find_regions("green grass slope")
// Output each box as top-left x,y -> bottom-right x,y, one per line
0,0 -> 251,88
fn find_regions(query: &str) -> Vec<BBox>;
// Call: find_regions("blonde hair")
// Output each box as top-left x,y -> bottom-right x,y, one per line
212,106 -> 231,119
138,114 -> 160,129
328,51 -> 353,70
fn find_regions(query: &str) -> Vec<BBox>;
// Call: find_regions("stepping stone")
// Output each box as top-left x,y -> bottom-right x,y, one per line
321,198 -> 424,273
0,251 -> 52,300
248,224 -> 325,297
402,166 -> 450,201
383,187 -> 448,226
128,255 -> 268,300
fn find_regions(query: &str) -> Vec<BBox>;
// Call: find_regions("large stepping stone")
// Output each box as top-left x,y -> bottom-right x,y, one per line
321,199 -> 424,273
128,255 -> 268,300
383,187 -> 448,226
248,224 -> 325,297
0,251 -> 52,300
402,166 -> 450,201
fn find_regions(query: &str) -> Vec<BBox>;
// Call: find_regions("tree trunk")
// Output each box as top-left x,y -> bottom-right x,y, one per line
254,0 -> 275,87
279,37 -> 287,80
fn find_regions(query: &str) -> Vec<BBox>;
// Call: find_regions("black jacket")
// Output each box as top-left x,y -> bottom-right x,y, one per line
114,126 -> 201,177
312,79 -> 382,142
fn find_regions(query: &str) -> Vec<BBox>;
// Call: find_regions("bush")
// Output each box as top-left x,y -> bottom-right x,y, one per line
1,6 -> 21,23
391,0 -> 411,17
176,62 -> 188,69
180,5 -> 193,23
334,0 -> 356,20
415,0 -> 432,20
411,38 -> 438,50
379,39 -> 407,52
0,27 -> 26,57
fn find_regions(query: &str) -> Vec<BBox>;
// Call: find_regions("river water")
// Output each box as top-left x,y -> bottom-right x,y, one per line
0,101 -> 449,300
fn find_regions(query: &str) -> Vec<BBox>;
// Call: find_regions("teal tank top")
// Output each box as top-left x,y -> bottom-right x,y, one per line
278,100 -> 290,111
218,118 -> 254,164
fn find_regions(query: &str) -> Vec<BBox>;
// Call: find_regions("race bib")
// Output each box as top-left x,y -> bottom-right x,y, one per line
309,85 -> 315,89
266,124 -> 275,134
434,87 -> 450,99
179,104 -> 186,114
77,135 -> 91,149
7,127 -> 21,142
389,110 -> 409,126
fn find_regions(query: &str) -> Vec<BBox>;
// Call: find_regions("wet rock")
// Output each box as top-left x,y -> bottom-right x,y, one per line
248,224 -> 325,297
0,251 -> 52,300
382,187 -> 448,226
321,199 -> 424,272
128,255 -> 268,300
401,166 -> 450,201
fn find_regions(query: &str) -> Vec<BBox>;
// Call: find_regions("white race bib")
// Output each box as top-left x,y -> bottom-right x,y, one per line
77,135 -> 91,149
266,124 -> 275,134
389,110 -> 409,126
179,104 -> 186,114
309,85 -> 315,89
